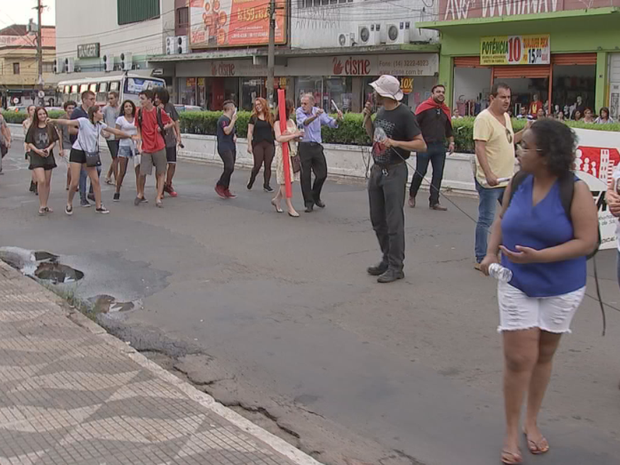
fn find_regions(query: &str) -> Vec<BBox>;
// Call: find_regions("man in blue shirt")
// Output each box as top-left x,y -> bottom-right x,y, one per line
295,94 -> 342,212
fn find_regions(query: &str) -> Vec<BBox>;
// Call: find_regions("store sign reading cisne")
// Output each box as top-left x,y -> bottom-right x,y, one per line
332,57 -> 371,76
480,34 -> 550,65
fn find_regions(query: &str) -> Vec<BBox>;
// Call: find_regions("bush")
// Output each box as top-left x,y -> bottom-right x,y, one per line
6,109 -> 619,153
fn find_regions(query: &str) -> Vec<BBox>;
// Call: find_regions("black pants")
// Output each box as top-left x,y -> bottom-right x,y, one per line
409,142 -> 446,206
250,141 -> 275,187
299,142 -> 328,207
217,149 -> 236,189
368,162 -> 408,272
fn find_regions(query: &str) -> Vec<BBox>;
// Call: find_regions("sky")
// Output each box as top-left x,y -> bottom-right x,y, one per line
0,0 -> 56,29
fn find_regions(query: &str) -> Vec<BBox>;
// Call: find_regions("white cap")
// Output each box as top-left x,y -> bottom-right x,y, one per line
369,75 -> 403,101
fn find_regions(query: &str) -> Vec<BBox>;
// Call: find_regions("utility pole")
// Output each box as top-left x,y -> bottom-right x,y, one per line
34,0 -> 44,104
266,0 -> 276,108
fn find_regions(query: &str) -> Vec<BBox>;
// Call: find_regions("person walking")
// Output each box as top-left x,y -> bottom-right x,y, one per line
247,97 -> 275,192
57,100 -> 77,190
473,82 -> 527,271
0,111 -> 11,176
135,89 -> 174,208
103,91 -> 121,185
154,88 -> 181,197
70,90 -> 99,207
51,106 -> 136,215
113,100 -> 140,202
362,75 -> 427,283
23,105 -> 37,194
271,99 -> 302,217
296,93 -> 342,212
25,107 -> 58,215
408,84 -> 454,211
480,119 -> 598,465
215,100 -> 238,199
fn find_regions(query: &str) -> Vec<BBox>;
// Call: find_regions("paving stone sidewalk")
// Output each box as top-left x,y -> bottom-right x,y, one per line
0,261 -> 321,465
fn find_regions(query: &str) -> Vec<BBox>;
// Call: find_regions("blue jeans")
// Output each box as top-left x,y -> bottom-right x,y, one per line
475,180 -> 505,263
79,166 -> 101,200
409,142 -> 446,206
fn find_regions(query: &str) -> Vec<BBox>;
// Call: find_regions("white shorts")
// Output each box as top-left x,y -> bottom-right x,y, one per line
497,281 -> 585,334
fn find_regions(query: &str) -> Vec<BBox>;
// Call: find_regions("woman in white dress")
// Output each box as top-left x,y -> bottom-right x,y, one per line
271,99 -> 302,218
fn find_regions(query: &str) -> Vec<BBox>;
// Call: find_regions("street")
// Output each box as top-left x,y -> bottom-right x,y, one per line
1,145 -> 619,465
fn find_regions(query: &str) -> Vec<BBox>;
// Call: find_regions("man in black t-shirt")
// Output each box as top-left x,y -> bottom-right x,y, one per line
362,75 -> 427,283
215,100 -> 238,199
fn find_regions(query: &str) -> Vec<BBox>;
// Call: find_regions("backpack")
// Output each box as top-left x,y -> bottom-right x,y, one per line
137,107 -> 166,138
507,170 -> 601,260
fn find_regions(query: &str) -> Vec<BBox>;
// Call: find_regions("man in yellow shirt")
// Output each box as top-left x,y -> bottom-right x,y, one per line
473,82 -> 528,269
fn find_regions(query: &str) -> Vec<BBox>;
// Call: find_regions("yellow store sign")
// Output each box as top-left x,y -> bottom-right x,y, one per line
480,34 -> 550,65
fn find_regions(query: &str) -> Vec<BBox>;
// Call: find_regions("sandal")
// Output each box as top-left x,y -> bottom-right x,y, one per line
45,207 -> 53,213
501,449 -> 522,464
105,177 -> 113,185
523,430 -> 549,455
38,208 -> 47,216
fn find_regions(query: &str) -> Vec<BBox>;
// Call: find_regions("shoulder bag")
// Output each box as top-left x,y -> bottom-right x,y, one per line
80,123 -> 101,167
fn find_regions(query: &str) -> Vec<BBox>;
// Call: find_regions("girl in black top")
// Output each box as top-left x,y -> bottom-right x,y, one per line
25,107 -> 59,215
246,97 -> 275,192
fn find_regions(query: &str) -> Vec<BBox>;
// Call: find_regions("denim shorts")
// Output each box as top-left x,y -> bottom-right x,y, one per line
118,145 -> 135,158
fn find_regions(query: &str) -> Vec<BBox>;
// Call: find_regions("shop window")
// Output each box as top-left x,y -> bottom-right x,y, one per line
324,77 -> 353,113
552,65 -> 596,119
296,77 -> 323,107
180,78 -> 197,106
453,67 -> 492,116
241,78 -> 266,111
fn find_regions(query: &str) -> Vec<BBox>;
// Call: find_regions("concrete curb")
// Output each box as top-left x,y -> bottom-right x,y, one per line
0,260 -> 323,465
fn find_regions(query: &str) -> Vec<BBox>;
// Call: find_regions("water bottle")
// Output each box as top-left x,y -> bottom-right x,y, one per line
489,263 -> 513,282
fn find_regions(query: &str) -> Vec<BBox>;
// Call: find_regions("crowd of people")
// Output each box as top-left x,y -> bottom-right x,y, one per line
0,75 -> 616,464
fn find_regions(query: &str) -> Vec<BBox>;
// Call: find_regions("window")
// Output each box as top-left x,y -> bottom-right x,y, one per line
79,84 -> 89,93
110,81 -> 120,91
43,62 -> 54,73
118,0 -> 160,25
71,85 -> 79,94
12,63 -> 20,75
176,7 -> 189,28
64,85 -> 70,94
99,82 -> 109,93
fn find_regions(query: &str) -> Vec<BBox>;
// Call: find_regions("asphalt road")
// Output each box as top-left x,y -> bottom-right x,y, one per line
1,146 -> 619,465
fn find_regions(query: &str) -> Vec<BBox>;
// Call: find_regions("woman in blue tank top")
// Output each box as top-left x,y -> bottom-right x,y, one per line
480,119 -> 599,465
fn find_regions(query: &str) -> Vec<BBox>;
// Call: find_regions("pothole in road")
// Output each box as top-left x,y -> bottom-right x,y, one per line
88,294 -> 141,314
35,262 -> 84,284
0,247 -> 84,284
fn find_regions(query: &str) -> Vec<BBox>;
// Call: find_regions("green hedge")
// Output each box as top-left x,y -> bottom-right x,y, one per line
5,110 -> 620,153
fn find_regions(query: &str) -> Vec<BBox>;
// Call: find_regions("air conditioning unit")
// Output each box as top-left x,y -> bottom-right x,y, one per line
382,22 -> 411,44
103,54 -> 114,72
337,32 -> 355,47
358,24 -> 382,46
64,57 -> 75,73
166,36 -> 175,55
120,52 -> 133,71
53,58 -> 63,74
176,35 -> 188,54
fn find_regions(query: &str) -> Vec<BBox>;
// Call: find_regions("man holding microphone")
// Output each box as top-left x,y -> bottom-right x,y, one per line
296,94 -> 342,212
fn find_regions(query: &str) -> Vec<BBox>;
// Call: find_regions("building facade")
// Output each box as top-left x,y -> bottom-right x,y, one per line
420,1 -> 620,119
152,0 -> 441,111
0,25 -> 56,107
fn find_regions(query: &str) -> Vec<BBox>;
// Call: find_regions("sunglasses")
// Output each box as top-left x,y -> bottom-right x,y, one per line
505,129 -> 513,144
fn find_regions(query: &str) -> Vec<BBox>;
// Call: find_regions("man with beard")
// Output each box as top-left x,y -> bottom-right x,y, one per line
408,84 -> 454,211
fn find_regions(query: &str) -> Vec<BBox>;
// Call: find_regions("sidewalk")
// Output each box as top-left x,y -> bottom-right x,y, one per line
0,261 -> 321,465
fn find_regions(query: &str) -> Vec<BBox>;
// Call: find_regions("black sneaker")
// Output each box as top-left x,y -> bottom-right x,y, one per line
367,263 -> 388,276
113,193 -> 120,202
263,185 -> 274,193
96,205 -> 110,214
377,269 -> 405,284
80,198 -> 91,208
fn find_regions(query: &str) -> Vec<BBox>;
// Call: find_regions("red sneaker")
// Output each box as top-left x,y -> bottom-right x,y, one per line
224,188 -> 237,199
214,185 -> 227,199
168,185 -> 178,197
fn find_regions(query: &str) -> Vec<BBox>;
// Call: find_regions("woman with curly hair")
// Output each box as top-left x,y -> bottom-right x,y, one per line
246,97 -> 275,192
480,119 -> 599,464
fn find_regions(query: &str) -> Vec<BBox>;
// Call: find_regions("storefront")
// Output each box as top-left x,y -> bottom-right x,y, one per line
421,4 -> 620,118
172,52 -> 439,112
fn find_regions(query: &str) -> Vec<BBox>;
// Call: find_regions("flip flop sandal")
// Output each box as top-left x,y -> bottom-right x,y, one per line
501,449 -> 523,465
105,178 -> 113,185
523,431 -> 549,455
44,207 -> 53,213
38,208 -> 47,216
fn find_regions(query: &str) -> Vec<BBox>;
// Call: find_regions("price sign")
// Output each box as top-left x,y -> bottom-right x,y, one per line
480,34 -> 550,66
400,77 -> 414,95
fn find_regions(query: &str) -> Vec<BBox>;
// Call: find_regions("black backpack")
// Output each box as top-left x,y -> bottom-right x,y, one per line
507,170 -> 601,259
137,107 -> 166,138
